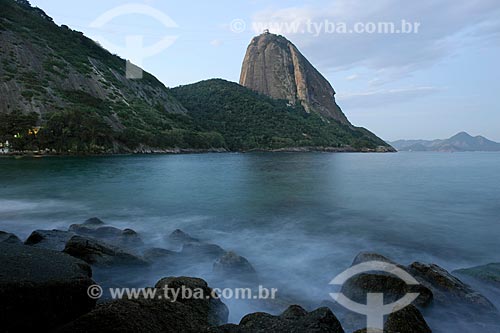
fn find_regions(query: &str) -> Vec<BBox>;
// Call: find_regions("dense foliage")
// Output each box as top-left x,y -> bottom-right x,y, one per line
171,79 -> 388,150
0,0 -> 389,154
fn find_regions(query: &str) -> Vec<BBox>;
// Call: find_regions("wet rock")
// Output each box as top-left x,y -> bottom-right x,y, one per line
407,262 -> 496,312
213,251 -> 258,282
143,247 -> 179,264
168,229 -> 200,244
353,305 -> 431,333
63,235 -> 148,267
341,272 -> 433,308
155,276 -> 229,326
25,229 -> 75,251
453,263 -> 500,285
181,242 -> 226,261
69,220 -> 144,249
341,253 -> 433,308
114,228 -> 144,249
210,305 -> 344,333
0,230 -> 22,244
385,305 -> 432,333
83,217 -> 106,227
0,243 -> 96,331
58,277 -> 228,332
351,252 -> 398,266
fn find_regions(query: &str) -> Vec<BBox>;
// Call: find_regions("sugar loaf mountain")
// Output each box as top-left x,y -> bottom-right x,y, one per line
0,0 -> 393,154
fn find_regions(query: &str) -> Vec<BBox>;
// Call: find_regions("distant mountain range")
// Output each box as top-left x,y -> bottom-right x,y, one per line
391,132 -> 500,152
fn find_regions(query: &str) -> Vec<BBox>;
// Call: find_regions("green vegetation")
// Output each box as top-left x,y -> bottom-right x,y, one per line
0,0 -> 390,154
171,79 -> 388,150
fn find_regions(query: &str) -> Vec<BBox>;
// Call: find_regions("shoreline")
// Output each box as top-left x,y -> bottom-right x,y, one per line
0,146 -> 397,158
1,220 -> 498,332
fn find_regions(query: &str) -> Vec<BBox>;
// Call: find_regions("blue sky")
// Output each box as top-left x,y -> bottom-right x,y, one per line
30,0 -> 500,141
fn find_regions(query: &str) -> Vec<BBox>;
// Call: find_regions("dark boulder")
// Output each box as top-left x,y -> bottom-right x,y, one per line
0,243 -> 96,331
341,253 -> 433,308
181,242 -> 226,261
353,305 -> 431,333
0,230 -> 22,244
58,276 -> 228,333
143,247 -> 179,264
351,252 -> 398,266
155,276 -> 229,326
69,221 -> 144,249
63,235 -> 148,267
385,305 -> 432,333
213,251 -> 258,283
25,229 -> 75,251
341,272 -> 433,308
407,262 -> 496,312
83,217 -> 106,227
168,229 -> 200,245
210,305 -> 344,333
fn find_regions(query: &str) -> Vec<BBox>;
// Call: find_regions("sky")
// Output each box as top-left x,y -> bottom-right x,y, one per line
29,0 -> 500,142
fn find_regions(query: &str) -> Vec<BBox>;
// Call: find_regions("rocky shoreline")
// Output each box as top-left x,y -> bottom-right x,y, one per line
0,145 -> 396,158
1,218 -> 498,332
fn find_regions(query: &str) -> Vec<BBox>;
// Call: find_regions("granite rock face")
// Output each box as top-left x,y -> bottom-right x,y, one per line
240,32 -> 350,125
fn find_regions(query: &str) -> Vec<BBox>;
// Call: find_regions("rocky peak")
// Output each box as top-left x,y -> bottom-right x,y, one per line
240,32 -> 350,125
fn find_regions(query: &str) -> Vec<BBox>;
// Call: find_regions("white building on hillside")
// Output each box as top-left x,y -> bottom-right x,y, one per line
0,140 -> 10,154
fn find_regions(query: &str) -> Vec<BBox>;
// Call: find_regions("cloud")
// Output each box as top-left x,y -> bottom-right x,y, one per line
337,86 -> 443,109
251,0 -> 500,80
345,74 -> 359,81
210,39 -> 223,47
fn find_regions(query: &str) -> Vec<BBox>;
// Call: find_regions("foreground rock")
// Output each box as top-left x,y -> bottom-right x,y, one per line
0,230 -> 22,244
63,235 -> 148,267
351,252 -> 398,266
143,247 -> 179,264
210,305 -> 344,333
407,262 -> 497,312
168,229 -> 200,245
353,305 -> 432,333
453,263 -> 500,285
328,252 -> 500,331
341,253 -> 433,308
0,243 -> 96,331
384,305 -> 432,333
181,241 -> 226,261
25,229 -> 75,251
58,276 -> 228,333
213,251 -> 258,283
155,276 -> 229,326
69,217 -> 144,249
